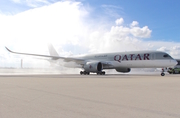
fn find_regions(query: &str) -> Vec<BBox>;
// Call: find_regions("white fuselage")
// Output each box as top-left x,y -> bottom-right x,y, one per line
79,51 -> 177,69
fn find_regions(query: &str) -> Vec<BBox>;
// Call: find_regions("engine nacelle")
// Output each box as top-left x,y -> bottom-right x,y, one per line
84,62 -> 103,72
115,68 -> 131,73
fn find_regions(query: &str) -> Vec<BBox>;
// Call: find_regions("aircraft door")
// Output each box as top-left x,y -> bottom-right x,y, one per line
152,53 -> 155,60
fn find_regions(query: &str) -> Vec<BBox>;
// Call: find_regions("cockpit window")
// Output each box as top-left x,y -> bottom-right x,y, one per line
163,54 -> 169,58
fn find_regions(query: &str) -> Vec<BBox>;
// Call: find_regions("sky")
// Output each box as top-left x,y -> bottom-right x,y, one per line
0,0 -> 180,68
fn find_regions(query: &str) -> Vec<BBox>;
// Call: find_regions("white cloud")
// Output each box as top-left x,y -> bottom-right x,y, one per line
172,46 -> 180,50
110,25 -> 151,39
0,1 -> 87,50
130,26 -> 152,38
115,18 -> 124,25
157,46 -> 169,52
171,46 -> 180,59
155,43 -> 180,58
101,4 -> 124,18
11,0 -> 21,3
0,1 -> 88,67
101,5 -> 123,9
11,0 -> 50,7
131,21 -> 139,27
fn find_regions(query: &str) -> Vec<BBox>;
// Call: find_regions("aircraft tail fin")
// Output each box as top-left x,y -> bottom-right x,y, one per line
48,44 -> 59,59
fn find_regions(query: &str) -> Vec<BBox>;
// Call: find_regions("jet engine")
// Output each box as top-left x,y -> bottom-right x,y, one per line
84,62 -> 103,72
115,68 -> 131,73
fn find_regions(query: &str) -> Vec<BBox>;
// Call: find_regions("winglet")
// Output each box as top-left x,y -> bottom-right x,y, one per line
5,47 -> 13,53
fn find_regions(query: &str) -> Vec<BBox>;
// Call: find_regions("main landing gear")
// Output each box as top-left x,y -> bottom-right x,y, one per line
97,71 -> 105,75
80,71 -> 106,75
80,71 -> 90,75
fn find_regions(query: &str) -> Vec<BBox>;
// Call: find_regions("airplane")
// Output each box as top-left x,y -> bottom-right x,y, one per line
5,44 -> 177,76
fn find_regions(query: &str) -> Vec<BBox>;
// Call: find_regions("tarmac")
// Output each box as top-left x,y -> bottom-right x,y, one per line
0,74 -> 180,118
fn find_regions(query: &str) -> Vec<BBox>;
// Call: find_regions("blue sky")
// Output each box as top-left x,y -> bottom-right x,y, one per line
85,0 -> 180,42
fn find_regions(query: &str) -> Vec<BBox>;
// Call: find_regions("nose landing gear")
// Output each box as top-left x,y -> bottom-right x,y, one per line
161,72 -> 165,76
161,68 -> 167,76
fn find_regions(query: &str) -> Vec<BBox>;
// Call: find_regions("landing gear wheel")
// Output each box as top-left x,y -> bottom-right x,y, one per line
80,71 -> 90,75
97,71 -> 105,75
161,73 -> 165,76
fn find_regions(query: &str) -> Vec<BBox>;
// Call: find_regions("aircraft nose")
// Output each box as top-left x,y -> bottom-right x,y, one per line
172,59 -> 178,66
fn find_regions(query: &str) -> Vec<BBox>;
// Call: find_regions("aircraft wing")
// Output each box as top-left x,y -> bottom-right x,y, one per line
5,47 -> 85,64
